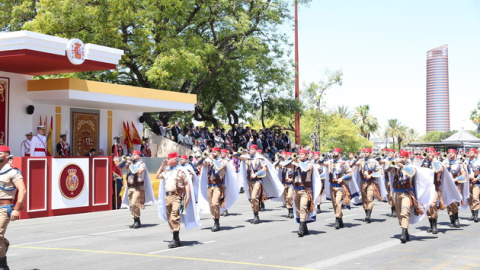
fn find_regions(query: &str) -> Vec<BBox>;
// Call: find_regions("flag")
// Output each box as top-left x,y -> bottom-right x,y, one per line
123,121 -> 133,149
130,121 -> 142,145
112,144 -> 123,178
46,116 -> 53,156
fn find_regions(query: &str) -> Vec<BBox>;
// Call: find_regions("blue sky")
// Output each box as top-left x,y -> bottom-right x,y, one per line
284,0 -> 480,136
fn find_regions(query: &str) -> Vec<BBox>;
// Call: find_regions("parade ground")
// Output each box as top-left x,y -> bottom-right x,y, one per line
8,196 -> 480,270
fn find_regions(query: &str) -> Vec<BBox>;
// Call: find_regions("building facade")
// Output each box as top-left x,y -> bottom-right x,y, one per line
426,44 -> 450,133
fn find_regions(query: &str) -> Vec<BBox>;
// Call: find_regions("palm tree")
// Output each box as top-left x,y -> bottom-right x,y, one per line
332,105 -> 351,119
471,101 -> 480,133
386,119 -> 407,150
403,128 -> 420,145
353,105 -> 379,139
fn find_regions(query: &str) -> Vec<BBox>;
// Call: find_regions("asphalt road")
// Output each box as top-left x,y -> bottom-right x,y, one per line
7,195 -> 480,270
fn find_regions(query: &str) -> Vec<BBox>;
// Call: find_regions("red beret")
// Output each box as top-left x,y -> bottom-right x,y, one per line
281,151 -> 287,155
399,150 -> 409,157
180,155 -> 188,159
298,149 -> 307,154
469,148 -> 478,154
287,152 -> 292,156
382,147 -> 388,151
448,149 -> 457,154
333,147 -> 342,153
388,149 -> 395,152
360,149 -> 365,153
212,147 -> 220,152
167,152 -> 178,159
408,151 -> 414,155
364,148 -> 372,153
0,145 -> 10,152
257,149 -> 263,153
426,147 -> 435,152
249,144 -> 258,149
221,149 -> 228,153
133,150 -> 141,155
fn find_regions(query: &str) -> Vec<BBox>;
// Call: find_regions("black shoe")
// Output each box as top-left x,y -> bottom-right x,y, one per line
129,218 -> 136,228
365,209 -> 371,223
449,215 -> 455,228
427,219 -> 433,233
454,213 -> 460,228
298,222 -> 305,237
239,187 -> 244,194
287,208 -> 294,219
317,205 -> 321,214
391,206 -> 397,218
469,210 -> 474,221
303,222 -> 309,235
252,212 -> 260,224
474,210 -> 479,223
260,202 -> 265,211
168,232 -> 181,248
221,210 -> 229,217
339,217 -> 344,228
130,217 -> 141,229
335,218 -> 340,230
400,228 -> 407,243
211,219 -> 220,232
406,229 -> 410,241
0,256 -> 9,270
432,219 -> 438,234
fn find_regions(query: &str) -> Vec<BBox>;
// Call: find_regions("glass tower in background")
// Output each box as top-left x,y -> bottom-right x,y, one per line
426,44 -> 450,133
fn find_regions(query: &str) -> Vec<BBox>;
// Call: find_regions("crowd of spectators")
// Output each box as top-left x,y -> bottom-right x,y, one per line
152,120 -> 294,161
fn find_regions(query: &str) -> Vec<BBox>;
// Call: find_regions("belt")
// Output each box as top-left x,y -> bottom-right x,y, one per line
293,186 -> 305,190
248,178 -> 260,182
330,183 -> 342,188
208,184 -> 220,187
361,179 -> 372,182
34,148 -> 46,152
165,191 -> 179,196
0,199 -> 13,206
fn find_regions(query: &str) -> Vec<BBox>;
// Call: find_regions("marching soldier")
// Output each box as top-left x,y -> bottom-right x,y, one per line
443,149 -> 468,228
313,152 -> 325,214
56,134 -> 70,156
421,147 -> 444,234
0,145 -> 26,269
120,150 -> 156,229
20,132 -> 32,157
380,149 -> 397,217
354,148 -> 381,223
157,152 -> 200,248
466,148 -> 479,222
29,126 -> 47,157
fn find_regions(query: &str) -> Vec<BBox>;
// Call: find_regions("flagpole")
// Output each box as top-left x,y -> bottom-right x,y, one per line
294,0 -> 301,145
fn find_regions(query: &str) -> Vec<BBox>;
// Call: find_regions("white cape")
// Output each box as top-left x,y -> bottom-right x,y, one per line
327,166 -> 362,207
239,154 -> 284,202
157,167 -> 201,230
409,167 -> 435,224
121,166 -> 157,209
439,168 -> 463,206
293,164 -> 321,223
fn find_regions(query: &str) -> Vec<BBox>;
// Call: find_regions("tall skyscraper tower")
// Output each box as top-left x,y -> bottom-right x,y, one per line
426,45 -> 450,133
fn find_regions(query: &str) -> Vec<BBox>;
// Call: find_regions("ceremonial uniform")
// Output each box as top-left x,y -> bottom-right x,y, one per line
292,149 -> 314,236
20,133 -> 32,157
281,162 -> 294,218
326,148 -> 353,229
0,146 -> 26,269
383,149 -> 396,217
29,126 -> 47,157
124,151 -> 147,229
421,151 -> 443,234
466,148 -> 479,222
443,149 -> 467,228
357,148 -> 381,223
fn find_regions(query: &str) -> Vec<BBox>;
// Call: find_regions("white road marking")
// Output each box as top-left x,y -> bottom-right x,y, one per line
148,240 -> 215,254
15,229 -> 131,246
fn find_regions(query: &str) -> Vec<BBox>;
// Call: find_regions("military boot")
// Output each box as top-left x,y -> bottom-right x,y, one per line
339,217 -> 344,228
211,218 -> 220,232
365,209 -> 372,223
221,210 -> 229,217
454,213 -> 460,228
260,202 -> 265,211
335,218 -> 340,230
317,204 -> 321,214
287,208 -> 294,219
363,209 -> 368,222
474,210 -> 479,223
391,206 -> 397,218
168,232 -> 181,248
427,219 -> 433,233
303,222 -> 309,235
400,228 -> 408,243
432,219 -> 438,234
0,256 -> 9,270
469,210 -> 475,221
252,212 -> 260,224
449,215 -> 455,228
298,222 -> 305,237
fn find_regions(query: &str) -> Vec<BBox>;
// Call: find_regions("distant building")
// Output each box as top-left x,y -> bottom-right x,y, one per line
426,44 -> 450,133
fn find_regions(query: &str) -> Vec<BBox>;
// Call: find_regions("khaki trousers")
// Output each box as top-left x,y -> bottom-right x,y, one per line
468,183 -> 480,211
385,180 -> 394,207
330,185 -> 343,218
393,191 -> 411,229
128,188 -> 141,218
427,192 -> 439,219
294,189 -> 309,222
248,181 -> 262,212
284,184 -> 293,209
361,181 -> 374,210
447,202 -> 459,216
207,186 -> 222,219
0,209 -> 10,257
165,194 -> 181,233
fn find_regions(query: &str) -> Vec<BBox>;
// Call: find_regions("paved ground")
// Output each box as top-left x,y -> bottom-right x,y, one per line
6,195 -> 480,270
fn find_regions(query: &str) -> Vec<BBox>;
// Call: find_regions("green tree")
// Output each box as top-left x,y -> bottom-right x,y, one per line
403,128 -> 420,145
352,105 -> 379,139
470,100 -> 480,133
321,115 -> 373,154
331,105 -> 351,119
386,119 -> 407,150
5,0 -> 308,129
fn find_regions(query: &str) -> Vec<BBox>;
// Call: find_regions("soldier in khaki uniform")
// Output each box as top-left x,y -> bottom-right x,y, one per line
443,149 -> 467,228
123,150 -> 147,229
354,147 -> 381,223
199,147 -> 227,231
0,145 -> 26,269
421,147 -> 444,234
156,152 -> 191,248
466,148 -> 480,222
292,149 -> 314,236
